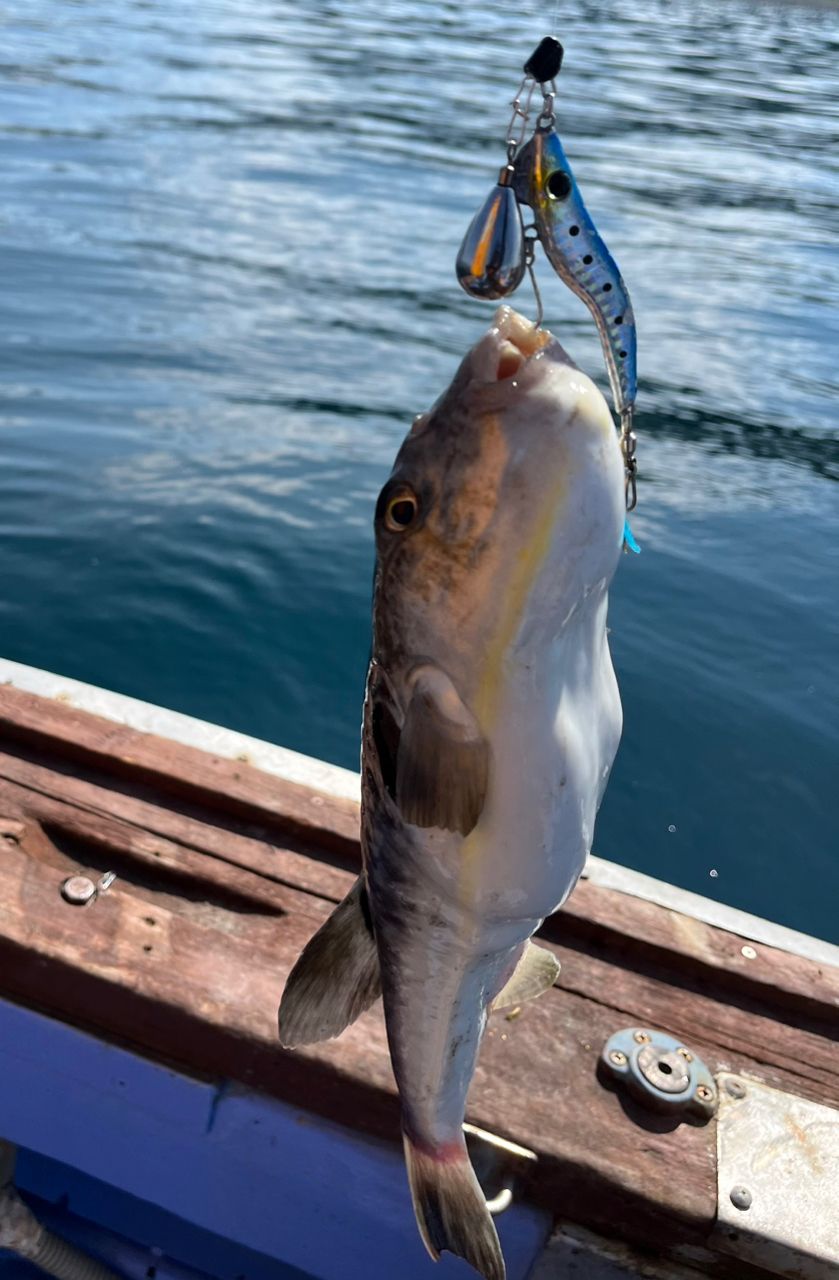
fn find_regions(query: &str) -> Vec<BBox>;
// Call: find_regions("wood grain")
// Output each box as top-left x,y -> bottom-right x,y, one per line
0,685 -> 360,855
553,878 -> 839,1023
0,683 -> 836,1020
0,835 -> 715,1247
0,749 -> 356,904
0,683 -> 836,1256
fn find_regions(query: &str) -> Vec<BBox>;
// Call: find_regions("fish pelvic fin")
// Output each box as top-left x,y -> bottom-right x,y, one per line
278,877 -> 381,1048
403,1133 -> 505,1280
396,664 -> 490,837
490,940 -> 560,1012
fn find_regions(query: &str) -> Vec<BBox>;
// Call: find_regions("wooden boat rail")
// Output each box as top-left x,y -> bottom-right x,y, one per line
0,680 -> 835,1274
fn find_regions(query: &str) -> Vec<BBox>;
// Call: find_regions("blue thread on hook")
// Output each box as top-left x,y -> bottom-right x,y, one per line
623,520 -> 641,554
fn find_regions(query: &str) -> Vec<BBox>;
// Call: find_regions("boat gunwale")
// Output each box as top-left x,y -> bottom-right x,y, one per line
0,663 -> 836,1263
0,655 -> 834,971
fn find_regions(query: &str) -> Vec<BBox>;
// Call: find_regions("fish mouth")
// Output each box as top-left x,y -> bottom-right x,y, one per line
473,306 -> 553,385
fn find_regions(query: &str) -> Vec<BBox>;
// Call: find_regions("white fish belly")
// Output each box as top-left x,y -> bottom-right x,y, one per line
456,591 -> 622,931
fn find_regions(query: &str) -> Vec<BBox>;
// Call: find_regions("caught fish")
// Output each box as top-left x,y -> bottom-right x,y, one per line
279,306 -> 625,1280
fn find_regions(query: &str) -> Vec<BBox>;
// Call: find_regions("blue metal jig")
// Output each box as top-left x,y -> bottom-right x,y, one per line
454,37 -> 641,512
512,125 -> 637,424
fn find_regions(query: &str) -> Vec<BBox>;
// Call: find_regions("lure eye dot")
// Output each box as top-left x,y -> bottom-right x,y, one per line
546,170 -> 572,201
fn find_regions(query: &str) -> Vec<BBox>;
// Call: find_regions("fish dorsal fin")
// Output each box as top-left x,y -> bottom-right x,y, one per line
491,941 -> 560,1012
395,665 -> 490,837
278,877 -> 381,1048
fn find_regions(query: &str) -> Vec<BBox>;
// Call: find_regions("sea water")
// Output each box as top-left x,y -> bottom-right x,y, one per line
0,0 -> 836,940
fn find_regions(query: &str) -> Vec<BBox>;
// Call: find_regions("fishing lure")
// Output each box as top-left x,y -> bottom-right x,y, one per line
456,36 -> 639,514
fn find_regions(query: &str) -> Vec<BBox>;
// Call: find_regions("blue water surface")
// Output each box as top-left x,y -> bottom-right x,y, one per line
0,0 -> 837,940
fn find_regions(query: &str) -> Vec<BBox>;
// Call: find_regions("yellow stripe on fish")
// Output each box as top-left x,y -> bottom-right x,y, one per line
458,444 -> 572,907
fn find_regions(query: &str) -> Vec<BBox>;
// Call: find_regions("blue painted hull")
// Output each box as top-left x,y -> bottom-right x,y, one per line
0,1000 -> 550,1280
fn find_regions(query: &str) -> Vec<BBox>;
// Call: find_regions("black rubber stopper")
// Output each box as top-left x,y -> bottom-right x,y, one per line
524,36 -> 564,83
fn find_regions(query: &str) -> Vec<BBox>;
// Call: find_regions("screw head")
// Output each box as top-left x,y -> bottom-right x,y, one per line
741,945 -> 757,960
696,1085 -> 713,1102
676,1047 -> 693,1062
726,1078 -> 747,1100
730,1185 -> 752,1211
633,1031 -> 651,1044
609,1050 -> 628,1067
61,876 -> 97,906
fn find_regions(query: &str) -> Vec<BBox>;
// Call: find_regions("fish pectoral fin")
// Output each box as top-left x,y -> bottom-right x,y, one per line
278,877 -> 381,1048
490,941 -> 560,1012
395,665 -> 489,837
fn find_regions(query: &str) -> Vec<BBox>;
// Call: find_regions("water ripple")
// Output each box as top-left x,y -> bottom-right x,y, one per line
0,0 -> 837,939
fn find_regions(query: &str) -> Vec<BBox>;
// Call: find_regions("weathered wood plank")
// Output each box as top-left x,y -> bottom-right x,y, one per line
0,683 -> 836,1023
0,837 -> 717,1249
529,1224 -> 709,1279
0,755 -> 835,1102
550,942 -> 837,1102
0,785 -> 331,923
1,816 -> 838,1253
553,879 -> 839,1023
0,685 -> 360,856
0,753 -> 355,904
0,684 -> 837,1259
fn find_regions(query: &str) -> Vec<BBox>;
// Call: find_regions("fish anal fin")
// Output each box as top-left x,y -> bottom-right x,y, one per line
395,665 -> 489,837
403,1133 -> 505,1280
491,941 -> 560,1012
278,878 -> 381,1048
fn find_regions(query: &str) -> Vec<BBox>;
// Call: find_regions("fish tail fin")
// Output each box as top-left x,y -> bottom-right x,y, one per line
403,1132 -> 505,1280
278,877 -> 381,1048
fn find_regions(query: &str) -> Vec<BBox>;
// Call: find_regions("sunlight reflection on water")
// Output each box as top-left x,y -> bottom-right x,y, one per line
0,0 -> 837,938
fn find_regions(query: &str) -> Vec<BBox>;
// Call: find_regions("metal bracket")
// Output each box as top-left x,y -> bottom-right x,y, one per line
463,1123 -> 537,1217
60,871 -> 117,907
714,1073 -> 839,1279
600,1028 -> 717,1120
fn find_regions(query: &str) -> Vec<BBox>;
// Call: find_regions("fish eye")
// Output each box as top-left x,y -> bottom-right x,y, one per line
384,487 -> 419,532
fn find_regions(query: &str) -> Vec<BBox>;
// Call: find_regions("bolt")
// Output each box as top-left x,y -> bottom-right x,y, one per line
741,945 -> 757,960
730,1185 -> 752,1211
609,1050 -> 627,1067
633,1031 -> 651,1044
676,1047 -> 693,1062
696,1085 -> 713,1102
61,876 -> 97,906
726,1078 -> 747,1100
